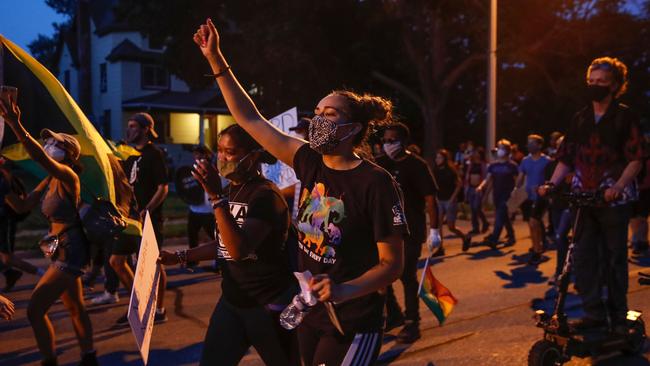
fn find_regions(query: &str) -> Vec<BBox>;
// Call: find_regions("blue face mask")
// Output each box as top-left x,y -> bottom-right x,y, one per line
383,141 -> 403,159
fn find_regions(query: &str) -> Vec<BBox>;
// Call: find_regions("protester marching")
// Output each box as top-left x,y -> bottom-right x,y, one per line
1,2 -> 650,366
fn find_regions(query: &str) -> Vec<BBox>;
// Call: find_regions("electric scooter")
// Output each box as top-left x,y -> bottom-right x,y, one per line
528,191 -> 647,366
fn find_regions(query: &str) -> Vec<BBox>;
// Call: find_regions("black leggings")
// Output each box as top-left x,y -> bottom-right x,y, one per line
200,298 -> 298,366
298,322 -> 382,366
385,238 -> 422,322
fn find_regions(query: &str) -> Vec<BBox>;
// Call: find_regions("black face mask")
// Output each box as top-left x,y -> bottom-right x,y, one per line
587,84 -> 611,102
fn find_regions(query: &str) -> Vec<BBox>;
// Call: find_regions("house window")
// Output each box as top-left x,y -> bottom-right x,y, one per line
64,70 -> 70,90
101,109 -> 112,139
100,63 -> 107,93
141,64 -> 169,90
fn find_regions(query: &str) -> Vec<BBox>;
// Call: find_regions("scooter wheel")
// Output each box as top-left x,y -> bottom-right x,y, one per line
528,340 -> 565,366
622,318 -> 647,356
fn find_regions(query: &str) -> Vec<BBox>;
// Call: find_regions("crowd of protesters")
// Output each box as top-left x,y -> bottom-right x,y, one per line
0,17 -> 648,366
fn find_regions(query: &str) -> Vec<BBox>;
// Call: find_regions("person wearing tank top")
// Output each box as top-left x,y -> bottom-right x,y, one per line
464,148 -> 489,234
0,97 -> 98,365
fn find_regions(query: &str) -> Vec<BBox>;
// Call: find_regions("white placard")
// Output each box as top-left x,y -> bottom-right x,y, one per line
128,212 -> 160,365
261,107 -> 300,189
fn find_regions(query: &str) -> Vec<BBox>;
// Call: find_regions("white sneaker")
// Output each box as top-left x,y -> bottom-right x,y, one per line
90,291 -> 119,305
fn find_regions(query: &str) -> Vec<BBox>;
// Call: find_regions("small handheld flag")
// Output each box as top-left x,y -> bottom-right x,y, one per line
418,256 -> 458,325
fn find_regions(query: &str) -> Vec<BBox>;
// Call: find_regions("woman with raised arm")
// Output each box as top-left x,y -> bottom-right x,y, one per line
159,125 -> 298,366
193,19 -> 407,365
0,98 -> 97,366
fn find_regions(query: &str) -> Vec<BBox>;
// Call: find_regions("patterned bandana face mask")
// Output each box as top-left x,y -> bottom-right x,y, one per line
309,115 -> 357,155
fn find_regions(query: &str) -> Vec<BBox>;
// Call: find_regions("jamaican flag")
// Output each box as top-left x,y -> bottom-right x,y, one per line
0,35 -> 141,236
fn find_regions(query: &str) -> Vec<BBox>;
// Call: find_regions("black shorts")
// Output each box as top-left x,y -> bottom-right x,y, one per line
51,227 -> 90,277
632,189 -> 650,218
151,216 -> 164,250
111,233 -> 140,256
521,199 -> 548,221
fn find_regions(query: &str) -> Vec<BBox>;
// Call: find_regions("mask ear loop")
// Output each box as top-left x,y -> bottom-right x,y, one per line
237,149 -> 266,178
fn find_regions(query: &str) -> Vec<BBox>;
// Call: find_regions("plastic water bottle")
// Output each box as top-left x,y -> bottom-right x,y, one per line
279,294 -> 314,330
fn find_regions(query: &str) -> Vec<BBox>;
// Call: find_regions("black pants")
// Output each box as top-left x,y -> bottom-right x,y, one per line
487,199 -> 515,242
88,242 -> 120,293
386,237 -> 422,322
574,204 -> 631,322
187,211 -> 216,250
200,298 -> 298,366
298,321 -> 382,366
151,215 -> 164,250
103,241 -> 120,294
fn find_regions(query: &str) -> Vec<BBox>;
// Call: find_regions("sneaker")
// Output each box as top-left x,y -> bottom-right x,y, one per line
396,321 -> 421,343
431,246 -> 446,257
3,268 -> 23,292
115,312 -> 129,326
90,291 -> 119,305
154,309 -> 168,324
385,312 -> 405,332
632,242 -> 649,255
504,238 -> 516,247
78,350 -> 98,366
528,253 -> 543,266
462,236 -> 471,252
483,237 -> 498,250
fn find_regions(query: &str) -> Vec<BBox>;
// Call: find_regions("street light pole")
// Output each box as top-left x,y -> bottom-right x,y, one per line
487,0 -> 497,155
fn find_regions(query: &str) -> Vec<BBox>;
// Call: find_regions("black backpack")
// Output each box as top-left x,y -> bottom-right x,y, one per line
78,198 -> 128,246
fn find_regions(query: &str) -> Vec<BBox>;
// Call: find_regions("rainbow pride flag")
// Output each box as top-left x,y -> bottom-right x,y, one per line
418,257 -> 458,325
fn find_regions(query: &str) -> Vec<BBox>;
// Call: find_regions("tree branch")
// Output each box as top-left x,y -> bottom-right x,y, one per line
371,70 -> 424,107
441,52 -> 485,88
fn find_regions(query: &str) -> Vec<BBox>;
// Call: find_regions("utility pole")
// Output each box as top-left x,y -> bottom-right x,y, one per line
487,0 -> 497,155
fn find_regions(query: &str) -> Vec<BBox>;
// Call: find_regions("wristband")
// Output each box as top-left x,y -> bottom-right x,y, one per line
211,197 -> 229,210
175,250 -> 188,266
203,65 -> 231,78
208,193 -> 226,202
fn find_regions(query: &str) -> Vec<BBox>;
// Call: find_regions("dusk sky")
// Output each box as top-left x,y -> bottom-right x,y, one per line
0,0 -> 68,54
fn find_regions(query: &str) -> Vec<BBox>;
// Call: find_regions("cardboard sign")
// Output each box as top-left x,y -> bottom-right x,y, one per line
261,107 -> 300,190
128,212 -> 160,365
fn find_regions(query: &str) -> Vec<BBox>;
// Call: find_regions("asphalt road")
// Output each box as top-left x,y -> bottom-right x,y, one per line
1,218 -> 650,366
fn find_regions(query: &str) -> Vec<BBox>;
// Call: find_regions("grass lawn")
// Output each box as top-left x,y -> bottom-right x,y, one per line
14,190 -> 190,251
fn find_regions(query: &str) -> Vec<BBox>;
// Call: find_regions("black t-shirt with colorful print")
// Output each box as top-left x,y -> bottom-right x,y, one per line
293,144 -> 409,333
217,176 -> 295,308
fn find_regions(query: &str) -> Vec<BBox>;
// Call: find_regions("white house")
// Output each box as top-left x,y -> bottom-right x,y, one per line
55,0 -> 234,154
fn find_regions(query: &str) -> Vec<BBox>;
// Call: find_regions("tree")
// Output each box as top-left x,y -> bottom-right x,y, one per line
28,34 -> 61,74
27,0 -> 75,74
115,0 -> 650,154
